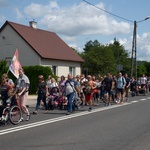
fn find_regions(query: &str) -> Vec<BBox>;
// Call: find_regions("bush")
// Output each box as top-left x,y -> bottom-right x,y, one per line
0,60 -> 55,94
23,66 -> 55,94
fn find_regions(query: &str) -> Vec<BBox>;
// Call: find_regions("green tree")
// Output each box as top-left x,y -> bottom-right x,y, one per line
83,40 -> 100,53
143,61 -> 150,76
82,44 -> 116,75
108,38 -> 130,75
137,64 -> 147,77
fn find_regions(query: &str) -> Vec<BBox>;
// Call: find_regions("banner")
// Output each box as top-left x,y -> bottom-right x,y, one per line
9,49 -> 22,78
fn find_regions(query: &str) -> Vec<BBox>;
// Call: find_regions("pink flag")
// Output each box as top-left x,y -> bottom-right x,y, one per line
9,49 -> 22,78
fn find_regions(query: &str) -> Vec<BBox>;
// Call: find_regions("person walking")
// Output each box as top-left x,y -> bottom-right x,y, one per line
46,75 -> 52,94
58,75 -> 66,93
16,68 -> 30,121
33,75 -> 48,114
112,76 -> 117,103
84,75 -> 97,111
124,73 -> 130,101
62,73 -> 80,115
140,74 -> 147,95
130,76 -> 137,96
102,73 -> 113,106
116,72 -> 126,104
93,79 -> 100,105
80,74 -> 88,106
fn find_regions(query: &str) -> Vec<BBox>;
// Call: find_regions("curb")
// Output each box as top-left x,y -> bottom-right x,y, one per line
27,95 -> 37,107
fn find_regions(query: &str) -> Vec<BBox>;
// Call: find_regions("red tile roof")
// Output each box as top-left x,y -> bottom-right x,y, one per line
1,21 -> 84,62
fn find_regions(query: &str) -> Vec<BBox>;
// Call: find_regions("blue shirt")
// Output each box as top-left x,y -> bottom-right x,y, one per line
117,77 -> 125,89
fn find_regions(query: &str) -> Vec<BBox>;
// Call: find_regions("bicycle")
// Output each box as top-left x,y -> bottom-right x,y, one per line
0,97 -> 22,125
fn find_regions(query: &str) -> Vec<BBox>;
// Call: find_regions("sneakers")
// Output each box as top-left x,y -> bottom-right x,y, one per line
105,103 -> 109,106
88,108 -> 92,112
115,100 -> 118,104
80,102 -> 83,106
20,117 -> 24,122
33,111 -> 37,115
66,112 -> 71,115
44,110 -> 48,114
117,100 -> 120,104
26,114 -> 31,121
1,115 -> 5,121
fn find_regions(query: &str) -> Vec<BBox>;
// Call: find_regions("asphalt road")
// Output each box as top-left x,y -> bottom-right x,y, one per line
1,94 -> 150,150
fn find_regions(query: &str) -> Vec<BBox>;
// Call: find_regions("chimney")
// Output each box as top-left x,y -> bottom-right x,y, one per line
29,20 -> 37,29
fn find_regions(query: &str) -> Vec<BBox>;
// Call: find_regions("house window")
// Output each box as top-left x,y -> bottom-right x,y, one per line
52,66 -> 57,75
69,67 -> 75,76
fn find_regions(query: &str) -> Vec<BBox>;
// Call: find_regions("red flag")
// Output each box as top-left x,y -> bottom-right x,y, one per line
9,49 -> 22,78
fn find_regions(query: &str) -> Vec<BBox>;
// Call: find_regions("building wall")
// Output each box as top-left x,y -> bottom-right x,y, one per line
41,59 -> 81,77
0,24 -> 82,76
0,25 -> 40,66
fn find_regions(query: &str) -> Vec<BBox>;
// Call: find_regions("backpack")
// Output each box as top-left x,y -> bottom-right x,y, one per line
122,77 -> 126,86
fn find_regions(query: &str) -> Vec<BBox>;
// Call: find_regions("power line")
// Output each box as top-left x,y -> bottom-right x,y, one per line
83,0 -> 134,23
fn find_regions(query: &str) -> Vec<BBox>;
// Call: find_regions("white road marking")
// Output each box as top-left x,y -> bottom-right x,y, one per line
139,98 -> 147,101
131,100 -> 138,103
0,97 -> 150,135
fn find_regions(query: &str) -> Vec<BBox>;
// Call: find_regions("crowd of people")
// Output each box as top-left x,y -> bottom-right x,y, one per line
33,72 -> 150,115
0,70 -> 150,124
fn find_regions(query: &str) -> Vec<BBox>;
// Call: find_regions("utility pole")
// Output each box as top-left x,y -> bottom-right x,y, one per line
131,17 -> 150,80
131,21 -> 137,79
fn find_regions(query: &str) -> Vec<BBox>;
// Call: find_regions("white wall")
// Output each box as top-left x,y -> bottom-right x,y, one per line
41,59 -> 81,77
0,25 -> 40,66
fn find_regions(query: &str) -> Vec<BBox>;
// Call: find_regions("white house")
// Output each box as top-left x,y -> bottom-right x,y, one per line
0,20 -> 84,77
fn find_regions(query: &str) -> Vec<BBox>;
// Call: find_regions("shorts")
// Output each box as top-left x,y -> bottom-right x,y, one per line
103,89 -> 112,96
117,88 -> 124,95
85,93 -> 93,101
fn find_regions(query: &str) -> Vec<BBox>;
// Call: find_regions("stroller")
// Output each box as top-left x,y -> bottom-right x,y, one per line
136,84 -> 146,96
47,87 -> 68,110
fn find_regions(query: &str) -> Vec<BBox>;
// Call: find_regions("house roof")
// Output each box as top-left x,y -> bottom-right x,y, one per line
1,21 -> 84,62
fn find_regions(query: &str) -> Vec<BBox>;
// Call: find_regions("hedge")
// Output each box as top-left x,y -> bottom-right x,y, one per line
0,60 -> 55,94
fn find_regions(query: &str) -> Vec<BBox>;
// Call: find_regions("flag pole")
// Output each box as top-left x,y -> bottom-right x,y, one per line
6,68 -> 9,75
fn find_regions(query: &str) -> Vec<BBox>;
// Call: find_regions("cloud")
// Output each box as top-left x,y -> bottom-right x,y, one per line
23,1 -> 150,61
137,32 -> 150,61
118,32 -> 150,61
24,1 -> 59,18
61,35 -> 76,42
24,1 -> 131,36
15,8 -> 23,19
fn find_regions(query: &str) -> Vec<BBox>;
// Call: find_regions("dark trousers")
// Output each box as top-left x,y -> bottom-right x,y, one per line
35,93 -> 48,111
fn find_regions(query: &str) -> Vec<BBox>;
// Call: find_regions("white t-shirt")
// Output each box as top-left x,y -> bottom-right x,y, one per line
140,77 -> 147,84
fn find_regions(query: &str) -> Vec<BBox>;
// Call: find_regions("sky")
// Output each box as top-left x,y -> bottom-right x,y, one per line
0,0 -> 150,61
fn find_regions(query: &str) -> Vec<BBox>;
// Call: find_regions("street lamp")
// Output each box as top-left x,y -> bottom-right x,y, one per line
131,16 -> 150,80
